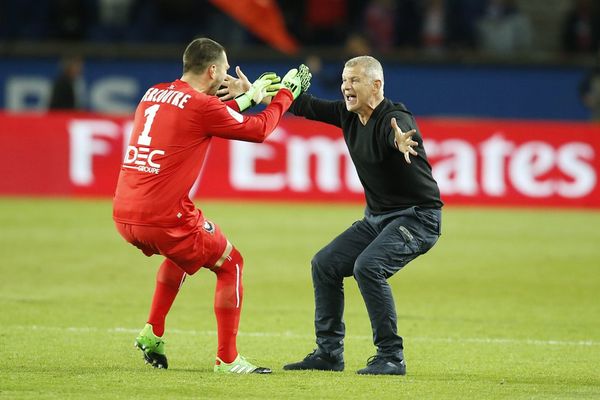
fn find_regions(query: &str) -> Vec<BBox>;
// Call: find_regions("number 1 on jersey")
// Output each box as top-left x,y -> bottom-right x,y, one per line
137,104 -> 160,146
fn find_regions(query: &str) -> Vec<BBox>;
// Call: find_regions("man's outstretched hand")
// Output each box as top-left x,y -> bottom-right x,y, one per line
391,117 -> 418,164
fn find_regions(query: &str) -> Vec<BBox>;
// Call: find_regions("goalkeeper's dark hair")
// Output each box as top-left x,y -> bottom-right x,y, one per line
182,38 -> 225,74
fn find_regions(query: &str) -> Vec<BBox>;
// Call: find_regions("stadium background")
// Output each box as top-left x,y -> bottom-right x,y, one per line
1,1 -> 599,399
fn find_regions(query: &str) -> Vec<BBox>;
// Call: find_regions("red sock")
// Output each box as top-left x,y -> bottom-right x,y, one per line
213,247 -> 244,363
147,259 -> 186,337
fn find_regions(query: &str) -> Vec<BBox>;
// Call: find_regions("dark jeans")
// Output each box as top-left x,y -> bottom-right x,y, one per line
311,206 -> 441,358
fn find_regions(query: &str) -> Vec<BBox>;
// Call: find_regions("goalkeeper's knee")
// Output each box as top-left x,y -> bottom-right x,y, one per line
214,245 -> 244,278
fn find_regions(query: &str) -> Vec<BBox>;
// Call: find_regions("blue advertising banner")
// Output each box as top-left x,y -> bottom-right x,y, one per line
0,57 -> 591,120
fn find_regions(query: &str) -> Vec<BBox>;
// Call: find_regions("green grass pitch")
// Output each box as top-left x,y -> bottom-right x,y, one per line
0,198 -> 599,399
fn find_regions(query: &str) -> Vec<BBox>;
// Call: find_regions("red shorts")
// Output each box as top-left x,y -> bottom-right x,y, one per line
115,212 -> 228,275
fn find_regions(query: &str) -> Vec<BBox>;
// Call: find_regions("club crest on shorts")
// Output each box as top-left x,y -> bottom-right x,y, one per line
203,220 -> 215,234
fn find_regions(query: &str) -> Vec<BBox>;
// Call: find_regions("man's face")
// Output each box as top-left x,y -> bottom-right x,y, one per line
341,65 -> 375,113
208,52 -> 230,95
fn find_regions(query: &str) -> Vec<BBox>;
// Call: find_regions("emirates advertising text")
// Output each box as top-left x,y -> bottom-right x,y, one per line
1,113 -> 598,208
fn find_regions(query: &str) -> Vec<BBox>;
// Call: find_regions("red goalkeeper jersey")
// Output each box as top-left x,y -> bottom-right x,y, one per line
113,79 -> 293,227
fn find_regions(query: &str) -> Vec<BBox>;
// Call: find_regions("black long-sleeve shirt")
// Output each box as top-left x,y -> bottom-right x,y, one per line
289,94 -> 443,213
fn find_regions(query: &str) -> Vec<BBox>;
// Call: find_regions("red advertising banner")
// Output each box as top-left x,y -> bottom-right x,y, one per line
1,112 -> 599,208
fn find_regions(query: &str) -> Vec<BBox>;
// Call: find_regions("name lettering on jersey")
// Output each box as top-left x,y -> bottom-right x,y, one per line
141,87 -> 191,109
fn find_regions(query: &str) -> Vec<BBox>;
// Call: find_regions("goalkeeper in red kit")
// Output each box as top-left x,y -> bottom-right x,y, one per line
112,37 -> 311,374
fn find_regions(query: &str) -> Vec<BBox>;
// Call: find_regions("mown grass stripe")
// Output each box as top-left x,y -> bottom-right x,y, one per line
17,325 -> 600,347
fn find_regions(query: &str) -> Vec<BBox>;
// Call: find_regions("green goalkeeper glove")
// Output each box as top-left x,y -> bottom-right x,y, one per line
234,72 -> 281,112
297,64 -> 312,93
282,64 -> 312,100
263,72 -> 283,98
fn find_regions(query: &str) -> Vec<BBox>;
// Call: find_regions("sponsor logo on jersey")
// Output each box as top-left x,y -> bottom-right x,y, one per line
123,145 -> 165,174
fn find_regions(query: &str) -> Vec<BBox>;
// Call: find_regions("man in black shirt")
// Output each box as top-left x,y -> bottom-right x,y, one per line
283,56 -> 443,375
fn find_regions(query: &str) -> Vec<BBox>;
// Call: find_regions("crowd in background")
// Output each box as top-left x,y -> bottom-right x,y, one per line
0,0 -> 599,58
2,0 -> 600,119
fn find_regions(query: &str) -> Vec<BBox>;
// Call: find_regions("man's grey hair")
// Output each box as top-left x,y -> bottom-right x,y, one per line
345,56 -> 384,87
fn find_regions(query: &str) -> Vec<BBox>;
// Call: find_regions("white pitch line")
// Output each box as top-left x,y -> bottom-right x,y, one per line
15,325 -> 600,347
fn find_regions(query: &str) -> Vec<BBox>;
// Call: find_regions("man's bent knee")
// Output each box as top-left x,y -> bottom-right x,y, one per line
353,256 -> 383,283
